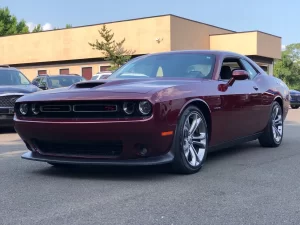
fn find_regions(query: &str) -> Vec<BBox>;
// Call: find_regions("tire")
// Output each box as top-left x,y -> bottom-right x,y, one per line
171,105 -> 209,174
258,101 -> 283,147
291,105 -> 299,109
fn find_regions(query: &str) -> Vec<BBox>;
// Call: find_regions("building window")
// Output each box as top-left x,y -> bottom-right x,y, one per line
59,68 -> 69,75
38,70 -> 47,75
81,67 -> 93,80
100,65 -> 111,72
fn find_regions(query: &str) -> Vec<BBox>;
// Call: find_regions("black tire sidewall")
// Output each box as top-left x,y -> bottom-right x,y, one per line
173,106 -> 208,173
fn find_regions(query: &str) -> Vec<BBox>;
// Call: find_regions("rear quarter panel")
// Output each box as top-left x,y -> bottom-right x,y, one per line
256,74 -> 289,121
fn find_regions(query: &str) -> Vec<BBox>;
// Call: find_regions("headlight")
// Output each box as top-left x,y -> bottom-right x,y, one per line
138,101 -> 152,115
123,102 -> 135,115
31,103 -> 40,115
19,103 -> 28,115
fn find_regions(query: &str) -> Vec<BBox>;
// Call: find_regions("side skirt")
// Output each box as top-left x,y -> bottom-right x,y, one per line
208,132 -> 263,153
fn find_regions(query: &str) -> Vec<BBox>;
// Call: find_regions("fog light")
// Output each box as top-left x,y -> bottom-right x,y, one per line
31,104 -> 40,115
139,147 -> 148,156
138,101 -> 152,115
123,102 -> 135,115
19,104 -> 28,115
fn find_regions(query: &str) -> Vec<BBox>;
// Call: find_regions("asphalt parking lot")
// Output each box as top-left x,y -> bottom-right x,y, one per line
1,110 -> 300,225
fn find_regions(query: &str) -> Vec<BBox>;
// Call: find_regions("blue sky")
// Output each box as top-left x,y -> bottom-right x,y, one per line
1,0 -> 297,49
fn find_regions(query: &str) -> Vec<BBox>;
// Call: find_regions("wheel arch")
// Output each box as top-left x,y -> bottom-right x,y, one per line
274,96 -> 283,110
178,99 -> 212,144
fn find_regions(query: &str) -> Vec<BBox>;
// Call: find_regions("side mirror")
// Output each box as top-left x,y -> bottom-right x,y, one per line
218,70 -> 249,92
232,70 -> 249,80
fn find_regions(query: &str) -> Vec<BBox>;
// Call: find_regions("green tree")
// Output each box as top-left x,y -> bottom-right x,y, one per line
0,7 -> 29,36
32,24 -> 43,32
88,24 -> 135,70
65,24 -> 72,28
274,43 -> 300,90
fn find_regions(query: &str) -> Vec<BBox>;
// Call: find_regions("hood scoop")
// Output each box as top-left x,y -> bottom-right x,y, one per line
75,82 -> 106,89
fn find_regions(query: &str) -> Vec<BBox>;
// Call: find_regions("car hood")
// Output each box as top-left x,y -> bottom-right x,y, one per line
71,78 -> 212,93
16,78 -> 211,102
0,85 -> 40,95
290,89 -> 300,94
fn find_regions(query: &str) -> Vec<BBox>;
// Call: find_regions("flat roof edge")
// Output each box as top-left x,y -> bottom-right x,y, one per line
210,30 -> 281,39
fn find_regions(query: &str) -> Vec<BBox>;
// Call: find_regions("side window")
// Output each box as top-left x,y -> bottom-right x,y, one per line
19,72 -> 30,84
219,58 -> 243,80
240,59 -> 258,79
40,77 -> 47,86
156,66 -> 163,77
32,78 -> 40,84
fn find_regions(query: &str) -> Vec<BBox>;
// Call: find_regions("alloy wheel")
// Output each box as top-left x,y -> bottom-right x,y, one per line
182,112 -> 207,167
272,105 -> 283,143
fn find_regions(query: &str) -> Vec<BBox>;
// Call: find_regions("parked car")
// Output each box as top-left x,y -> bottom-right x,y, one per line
32,74 -> 86,90
0,65 -> 40,128
91,72 -> 112,80
14,50 -> 289,174
289,89 -> 300,109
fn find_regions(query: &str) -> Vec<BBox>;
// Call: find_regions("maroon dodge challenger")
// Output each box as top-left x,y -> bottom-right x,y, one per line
14,50 -> 290,174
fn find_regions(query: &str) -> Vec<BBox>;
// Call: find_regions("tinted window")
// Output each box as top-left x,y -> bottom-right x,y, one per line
0,69 -> 31,85
108,53 -> 216,80
48,76 -> 85,88
91,75 -> 99,80
240,59 -> 258,79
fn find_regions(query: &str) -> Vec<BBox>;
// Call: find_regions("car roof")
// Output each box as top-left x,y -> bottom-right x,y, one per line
142,50 -> 245,58
37,74 -> 81,77
0,65 -> 18,71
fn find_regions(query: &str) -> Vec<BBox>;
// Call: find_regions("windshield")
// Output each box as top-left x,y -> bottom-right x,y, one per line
0,69 -> 31,85
48,76 -> 85,88
91,75 -> 99,80
108,53 -> 216,80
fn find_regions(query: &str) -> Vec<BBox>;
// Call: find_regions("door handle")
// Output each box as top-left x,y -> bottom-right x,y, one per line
253,86 -> 258,91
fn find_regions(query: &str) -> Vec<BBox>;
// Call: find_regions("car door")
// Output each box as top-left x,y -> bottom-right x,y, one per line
239,58 -> 264,133
213,57 -> 261,142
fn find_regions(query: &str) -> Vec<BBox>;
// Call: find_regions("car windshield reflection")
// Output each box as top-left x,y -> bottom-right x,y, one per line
108,53 -> 216,80
0,69 -> 31,86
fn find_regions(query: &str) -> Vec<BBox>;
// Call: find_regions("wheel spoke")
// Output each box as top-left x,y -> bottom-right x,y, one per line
192,140 -> 206,148
197,148 -> 205,162
189,145 -> 199,166
183,139 -> 189,151
192,133 -> 206,140
184,146 -> 189,158
273,107 -> 279,120
189,115 -> 201,135
274,115 -> 282,125
273,125 -> 281,137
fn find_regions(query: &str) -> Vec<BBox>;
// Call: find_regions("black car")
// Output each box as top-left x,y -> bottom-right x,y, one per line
290,89 -> 300,109
0,65 -> 41,127
32,74 -> 86,90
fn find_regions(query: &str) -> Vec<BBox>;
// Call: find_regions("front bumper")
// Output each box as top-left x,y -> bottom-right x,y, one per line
290,101 -> 300,106
22,151 -> 174,166
14,116 -> 176,163
0,109 -> 14,127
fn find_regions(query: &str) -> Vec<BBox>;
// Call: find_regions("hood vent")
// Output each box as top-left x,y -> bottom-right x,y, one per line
75,82 -> 106,89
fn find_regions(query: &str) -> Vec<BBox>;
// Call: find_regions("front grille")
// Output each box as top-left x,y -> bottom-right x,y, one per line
73,104 -> 118,112
290,95 -> 300,101
16,100 -> 151,119
34,140 -> 123,157
40,105 -> 72,112
0,95 -> 22,107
